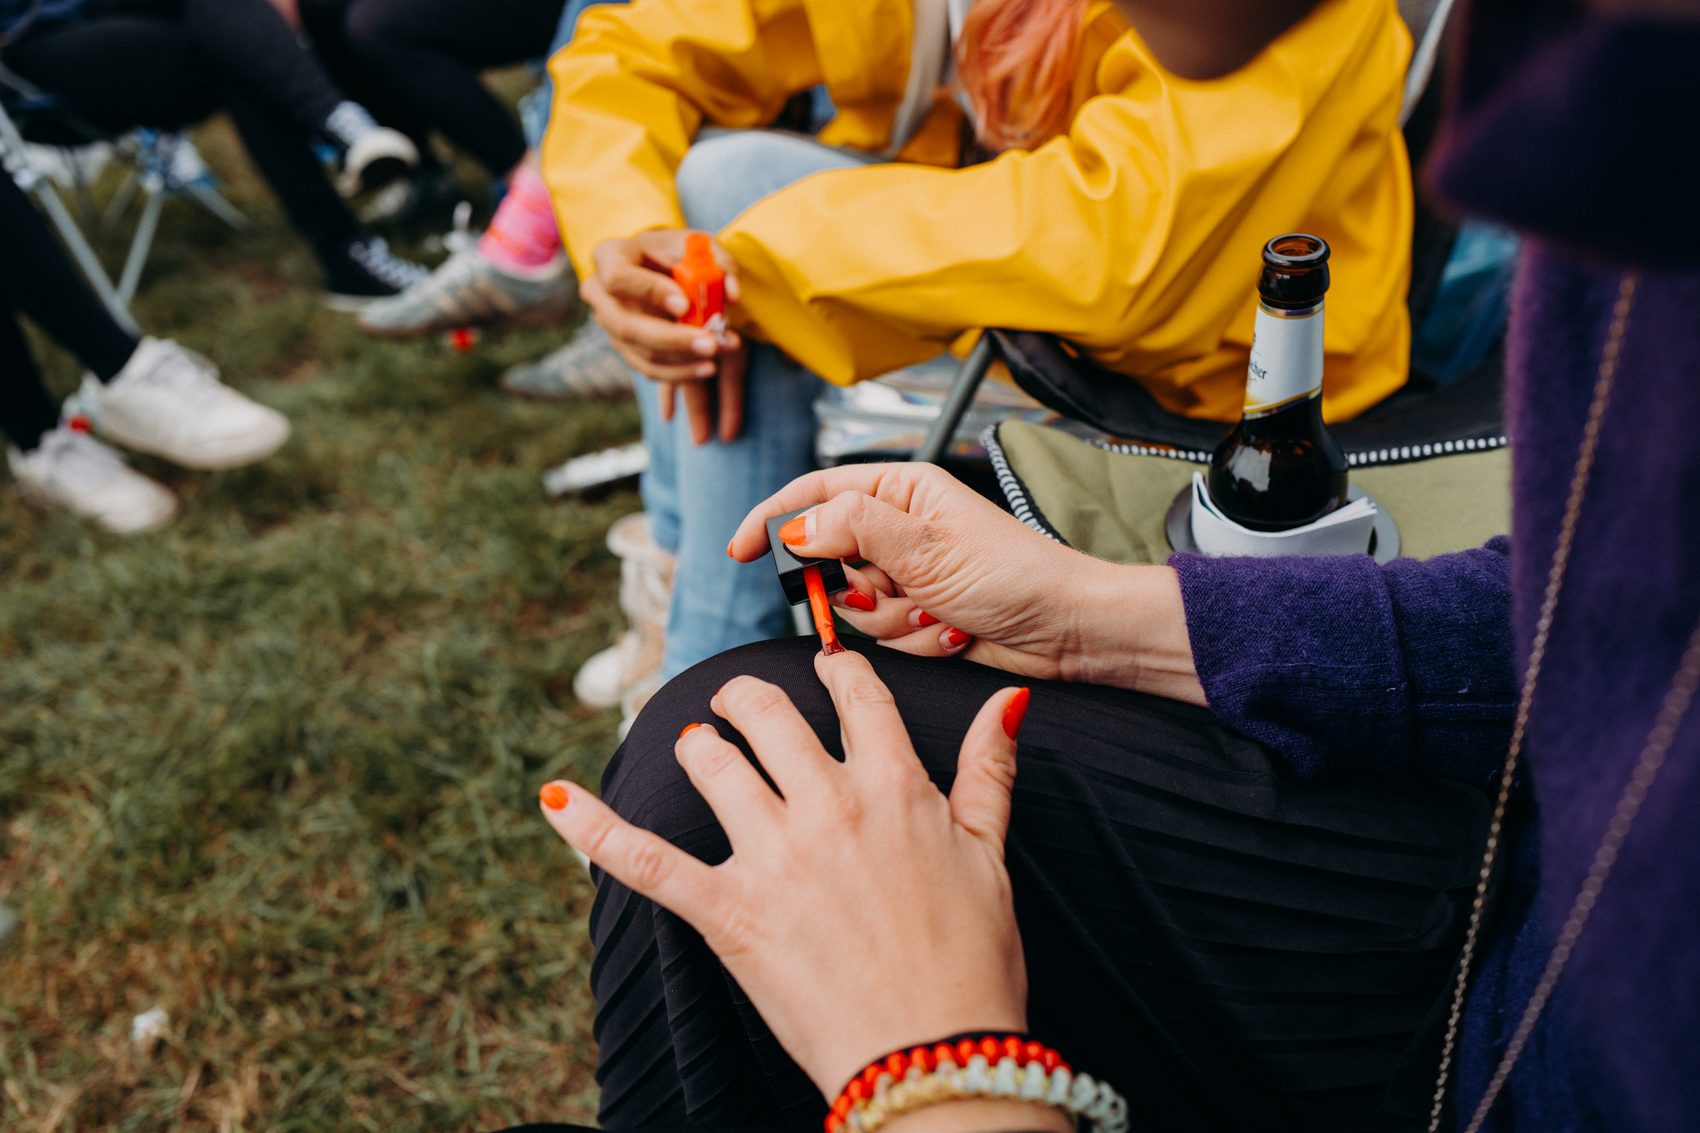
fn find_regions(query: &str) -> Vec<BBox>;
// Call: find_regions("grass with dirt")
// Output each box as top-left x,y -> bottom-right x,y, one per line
1,82 -> 637,1131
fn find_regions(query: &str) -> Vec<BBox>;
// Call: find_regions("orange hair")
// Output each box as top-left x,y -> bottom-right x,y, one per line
955,0 -> 1088,152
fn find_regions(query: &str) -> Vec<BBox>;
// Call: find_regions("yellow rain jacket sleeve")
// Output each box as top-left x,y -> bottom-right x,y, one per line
544,0 -> 1413,423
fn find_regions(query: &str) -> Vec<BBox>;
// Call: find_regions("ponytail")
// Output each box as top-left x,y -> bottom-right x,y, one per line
955,0 -> 1088,152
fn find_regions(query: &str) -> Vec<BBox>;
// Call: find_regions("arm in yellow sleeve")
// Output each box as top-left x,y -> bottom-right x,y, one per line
719,0 -> 1411,420
542,0 -> 824,275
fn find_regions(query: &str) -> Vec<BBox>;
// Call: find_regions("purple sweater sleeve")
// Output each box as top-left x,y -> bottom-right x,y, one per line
1171,539 -> 1515,784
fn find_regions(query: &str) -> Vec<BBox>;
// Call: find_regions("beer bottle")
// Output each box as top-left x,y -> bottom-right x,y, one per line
1205,233 -> 1349,531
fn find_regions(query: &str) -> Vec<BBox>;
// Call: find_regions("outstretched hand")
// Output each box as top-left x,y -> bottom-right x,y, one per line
540,650 -> 1057,1130
729,463 -> 1205,702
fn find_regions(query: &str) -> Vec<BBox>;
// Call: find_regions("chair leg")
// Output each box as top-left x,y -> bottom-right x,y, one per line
33,181 -> 139,335
187,184 -> 251,233
915,332 -> 996,465
117,188 -> 165,307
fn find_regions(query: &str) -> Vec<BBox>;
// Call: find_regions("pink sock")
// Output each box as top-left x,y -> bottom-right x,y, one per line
479,165 -> 562,273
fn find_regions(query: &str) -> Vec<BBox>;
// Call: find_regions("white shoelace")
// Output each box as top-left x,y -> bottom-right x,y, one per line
349,238 -> 429,290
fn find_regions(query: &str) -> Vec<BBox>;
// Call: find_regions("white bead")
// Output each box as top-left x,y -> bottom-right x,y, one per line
1085,1081 -> 1115,1121
1019,1062 -> 1049,1101
991,1056 -> 1019,1096
1100,1091 -> 1130,1133
874,1072 -> 893,1102
1045,1067 -> 1073,1106
846,1107 -> 866,1133
1069,1072 -> 1098,1113
964,1054 -> 991,1094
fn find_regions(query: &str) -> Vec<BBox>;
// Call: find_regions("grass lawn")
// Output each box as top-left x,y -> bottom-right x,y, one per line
1,89 -> 636,1130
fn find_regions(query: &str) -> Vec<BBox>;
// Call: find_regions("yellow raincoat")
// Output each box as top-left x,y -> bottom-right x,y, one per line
544,0 -> 1413,423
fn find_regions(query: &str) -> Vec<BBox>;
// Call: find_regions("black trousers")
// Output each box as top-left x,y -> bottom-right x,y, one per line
4,0 -> 364,258
584,637 -> 1490,1133
302,0 -> 563,177
0,174 -> 138,449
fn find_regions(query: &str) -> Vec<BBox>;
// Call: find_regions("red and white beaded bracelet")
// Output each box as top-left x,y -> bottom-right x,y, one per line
825,1034 -> 1128,1133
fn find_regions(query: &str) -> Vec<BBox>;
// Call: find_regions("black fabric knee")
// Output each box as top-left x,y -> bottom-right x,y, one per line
589,637 -> 1491,1133
3,15 -> 221,135
342,0 -> 560,175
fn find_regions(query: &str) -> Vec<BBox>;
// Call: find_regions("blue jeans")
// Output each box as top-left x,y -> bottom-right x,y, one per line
646,131 -> 880,678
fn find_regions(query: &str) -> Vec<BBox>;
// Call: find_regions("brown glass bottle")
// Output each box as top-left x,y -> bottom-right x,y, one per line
1206,233 -> 1349,531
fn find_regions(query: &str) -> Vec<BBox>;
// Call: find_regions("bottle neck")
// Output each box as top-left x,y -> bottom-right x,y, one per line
1241,299 -> 1324,420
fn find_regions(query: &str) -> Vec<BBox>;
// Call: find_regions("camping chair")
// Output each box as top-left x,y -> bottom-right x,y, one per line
0,56 -> 249,329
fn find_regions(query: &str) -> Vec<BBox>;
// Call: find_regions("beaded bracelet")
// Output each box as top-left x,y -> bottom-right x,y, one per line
825,1034 -> 1129,1133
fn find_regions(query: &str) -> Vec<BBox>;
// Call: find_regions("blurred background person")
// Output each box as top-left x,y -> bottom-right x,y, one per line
1,174 -> 290,533
0,0 -> 429,306
313,0 -> 582,340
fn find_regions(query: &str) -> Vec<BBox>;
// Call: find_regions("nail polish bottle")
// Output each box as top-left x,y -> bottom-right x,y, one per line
672,233 -> 725,330
765,507 -> 847,606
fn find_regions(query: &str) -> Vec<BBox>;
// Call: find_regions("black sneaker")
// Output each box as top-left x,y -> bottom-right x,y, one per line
321,102 -> 419,198
359,164 -> 465,234
323,236 -> 431,311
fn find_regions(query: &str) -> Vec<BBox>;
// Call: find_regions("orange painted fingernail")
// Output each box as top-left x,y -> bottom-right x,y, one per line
914,611 -> 940,627
941,627 -> 971,650
777,515 -> 808,545
726,539 -> 735,558
841,590 -> 877,612
680,722 -> 707,739
1002,688 -> 1031,740
540,782 -> 570,810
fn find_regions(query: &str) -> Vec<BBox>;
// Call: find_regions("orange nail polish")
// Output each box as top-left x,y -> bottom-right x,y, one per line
915,611 -> 940,627
540,782 -> 570,810
841,590 -> 877,612
726,539 -> 736,559
680,722 -> 707,739
777,516 -> 808,545
942,627 -> 971,650
1002,688 -> 1031,740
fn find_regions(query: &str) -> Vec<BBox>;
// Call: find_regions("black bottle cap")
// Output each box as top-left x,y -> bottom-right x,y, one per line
765,507 -> 848,606
1257,233 -> 1331,310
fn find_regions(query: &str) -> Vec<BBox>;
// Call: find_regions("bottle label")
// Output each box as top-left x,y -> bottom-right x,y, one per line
1242,301 -> 1324,418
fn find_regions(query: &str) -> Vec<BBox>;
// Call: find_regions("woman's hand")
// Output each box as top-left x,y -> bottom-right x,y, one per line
583,229 -> 746,444
730,463 -> 1205,703
540,651 -> 1064,1132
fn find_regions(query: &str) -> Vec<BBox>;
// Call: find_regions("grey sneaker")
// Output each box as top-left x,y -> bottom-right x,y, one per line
357,244 -> 579,338
500,322 -> 635,401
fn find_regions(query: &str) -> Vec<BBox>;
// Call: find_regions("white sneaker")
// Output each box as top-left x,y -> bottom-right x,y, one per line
8,426 -> 177,533
79,338 -> 290,470
573,512 -> 673,709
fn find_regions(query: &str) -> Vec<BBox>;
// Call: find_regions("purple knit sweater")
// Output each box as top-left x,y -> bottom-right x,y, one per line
1172,8 -> 1700,1129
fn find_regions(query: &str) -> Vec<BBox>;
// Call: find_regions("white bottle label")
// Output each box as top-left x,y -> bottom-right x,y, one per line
1242,301 -> 1324,418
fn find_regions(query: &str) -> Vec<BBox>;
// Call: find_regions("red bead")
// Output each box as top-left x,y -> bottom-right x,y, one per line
1040,1048 -> 1060,1072
862,1064 -> 882,1090
1023,1041 -> 1045,1066
825,1114 -> 842,1133
910,1046 -> 934,1073
1058,1060 -> 1072,1076
934,1043 -> 957,1069
956,1039 -> 977,1065
886,1052 -> 907,1079
1002,1037 -> 1023,1062
980,1037 -> 1001,1062
847,1079 -> 865,1103
833,1096 -> 853,1120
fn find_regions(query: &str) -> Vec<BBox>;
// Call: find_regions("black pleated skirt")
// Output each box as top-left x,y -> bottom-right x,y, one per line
580,637 -> 1489,1133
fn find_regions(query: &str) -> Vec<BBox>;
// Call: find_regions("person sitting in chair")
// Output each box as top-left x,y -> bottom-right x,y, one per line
544,0 -> 1417,696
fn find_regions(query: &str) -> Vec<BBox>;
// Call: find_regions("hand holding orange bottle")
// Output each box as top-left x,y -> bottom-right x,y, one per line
582,229 -> 748,445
